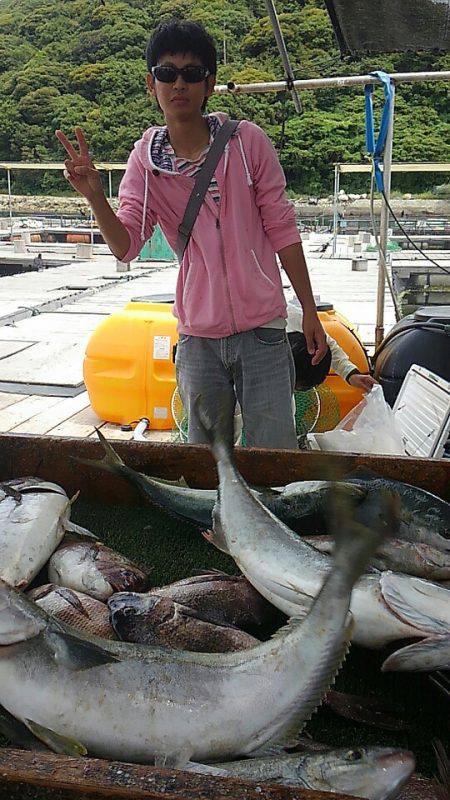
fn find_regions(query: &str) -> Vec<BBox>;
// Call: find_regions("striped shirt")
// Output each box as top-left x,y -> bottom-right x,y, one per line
151,115 -> 221,204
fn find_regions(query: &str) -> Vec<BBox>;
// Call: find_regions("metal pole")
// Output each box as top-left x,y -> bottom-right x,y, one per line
216,70 -> 450,94
108,170 -> 112,202
332,164 -> 339,257
7,169 -> 13,235
90,206 -> 94,247
263,0 -> 302,113
375,85 -> 395,349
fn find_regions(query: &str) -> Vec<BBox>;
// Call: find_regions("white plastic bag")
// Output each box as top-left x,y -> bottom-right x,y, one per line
307,385 -> 406,455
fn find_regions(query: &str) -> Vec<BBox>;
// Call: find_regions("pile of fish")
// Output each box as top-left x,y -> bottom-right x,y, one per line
0,418 -> 449,798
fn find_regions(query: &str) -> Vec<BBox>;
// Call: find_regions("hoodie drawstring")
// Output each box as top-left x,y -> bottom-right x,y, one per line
140,169 -> 149,241
238,136 -> 253,186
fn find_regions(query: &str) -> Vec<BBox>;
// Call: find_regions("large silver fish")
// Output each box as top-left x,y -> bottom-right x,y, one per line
0,483 -> 388,765
28,584 -> 116,640
192,746 -> 415,799
302,535 -> 450,581
76,432 -> 450,552
48,541 -> 150,601
0,478 -> 71,589
108,592 -> 260,652
199,409 -> 435,649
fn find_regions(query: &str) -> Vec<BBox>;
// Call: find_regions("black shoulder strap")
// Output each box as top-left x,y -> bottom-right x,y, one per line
175,119 -> 240,262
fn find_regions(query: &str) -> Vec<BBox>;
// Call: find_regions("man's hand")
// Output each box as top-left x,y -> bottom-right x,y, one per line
348,373 -> 378,391
302,310 -> 328,366
55,127 -> 104,203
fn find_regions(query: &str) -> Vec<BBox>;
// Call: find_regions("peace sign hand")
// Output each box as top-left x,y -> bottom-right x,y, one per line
55,127 -> 104,203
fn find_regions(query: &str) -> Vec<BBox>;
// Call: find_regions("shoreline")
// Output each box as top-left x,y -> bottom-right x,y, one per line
0,193 -> 448,219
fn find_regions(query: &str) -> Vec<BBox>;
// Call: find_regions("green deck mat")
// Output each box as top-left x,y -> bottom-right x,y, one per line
0,499 -> 446,792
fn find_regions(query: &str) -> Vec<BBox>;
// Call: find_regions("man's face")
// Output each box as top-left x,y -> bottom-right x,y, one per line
146,51 -> 215,121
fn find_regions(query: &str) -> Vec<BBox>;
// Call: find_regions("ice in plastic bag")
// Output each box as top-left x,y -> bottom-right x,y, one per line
307,385 -> 406,455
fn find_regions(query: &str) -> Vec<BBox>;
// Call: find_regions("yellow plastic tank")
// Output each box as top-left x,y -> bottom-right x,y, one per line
84,297 -> 369,430
83,298 -> 178,429
317,302 -> 370,419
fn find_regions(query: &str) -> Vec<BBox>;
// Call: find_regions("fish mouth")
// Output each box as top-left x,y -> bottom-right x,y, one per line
375,750 -> 415,795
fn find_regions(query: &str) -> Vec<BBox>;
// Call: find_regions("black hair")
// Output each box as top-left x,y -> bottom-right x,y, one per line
146,19 -> 217,76
287,332 -> 332,391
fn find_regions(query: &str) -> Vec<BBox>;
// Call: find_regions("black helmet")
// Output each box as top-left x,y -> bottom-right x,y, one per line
288,331 -> 332,391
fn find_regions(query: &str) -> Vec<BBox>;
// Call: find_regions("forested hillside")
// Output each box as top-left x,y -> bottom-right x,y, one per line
0,0 -> 448,195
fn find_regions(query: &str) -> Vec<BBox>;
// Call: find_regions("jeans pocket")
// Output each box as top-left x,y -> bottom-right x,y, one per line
177,334 -> 190,345
252,327 -> 287,345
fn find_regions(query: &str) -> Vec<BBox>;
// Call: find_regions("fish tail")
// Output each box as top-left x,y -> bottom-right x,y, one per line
72,428 -> 127,475
193,395 -> 233,464
330,486 -> 398,588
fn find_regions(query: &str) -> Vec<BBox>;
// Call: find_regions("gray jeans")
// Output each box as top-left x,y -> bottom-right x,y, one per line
175,328 -> 297,449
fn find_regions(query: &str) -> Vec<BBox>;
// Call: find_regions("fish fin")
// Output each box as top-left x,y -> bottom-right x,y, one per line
194,569 -> 233,579
46,630 -> 121,670
429,672 -> 450,702
380,573 -> 450,635
54,587 -> 90,618
202,524 -> 230,556
175,603 -> 238,630
0,705 -> 48,751
149,476 -> 189,487
154,749 -> 192,769
24,719 -> 87,756
432,739 -> 450,796
266,577 -> 314,608
382,634 -> 450,672
269,610 -> 310,639
324,689 -> 411,730
246,742 -> 293,757
62,519 -> 99,541
184,762 -> 229,777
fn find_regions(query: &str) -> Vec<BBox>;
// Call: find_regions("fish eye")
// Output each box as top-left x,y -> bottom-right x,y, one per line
346,749 -> 363,761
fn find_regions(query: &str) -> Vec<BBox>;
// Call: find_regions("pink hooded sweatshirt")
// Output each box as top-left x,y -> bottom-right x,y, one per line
117,111 -> 301,338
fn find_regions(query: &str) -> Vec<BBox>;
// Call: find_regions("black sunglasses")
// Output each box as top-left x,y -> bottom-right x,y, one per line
151,65 -> 210,84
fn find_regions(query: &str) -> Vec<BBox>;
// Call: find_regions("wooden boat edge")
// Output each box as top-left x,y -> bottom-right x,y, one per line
0,432 -> 449,503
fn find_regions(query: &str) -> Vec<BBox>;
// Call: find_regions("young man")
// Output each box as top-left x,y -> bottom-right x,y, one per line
56,19 -> 327,449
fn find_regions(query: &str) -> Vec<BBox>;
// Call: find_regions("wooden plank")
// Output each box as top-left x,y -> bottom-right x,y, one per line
0,434 -> 448,506
0,339 -> 87,386
0,392 -> 27,412
0,748 -> 355,800
94,422 -> 174,442
12,392 -> 91,435
0,340 -> 36,359
48,405 -> 103,438
0,395 -> 62,433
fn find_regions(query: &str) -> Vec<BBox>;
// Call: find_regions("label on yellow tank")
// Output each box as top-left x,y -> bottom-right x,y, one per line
154,406 -> 168,419
153,336 -> 171,360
